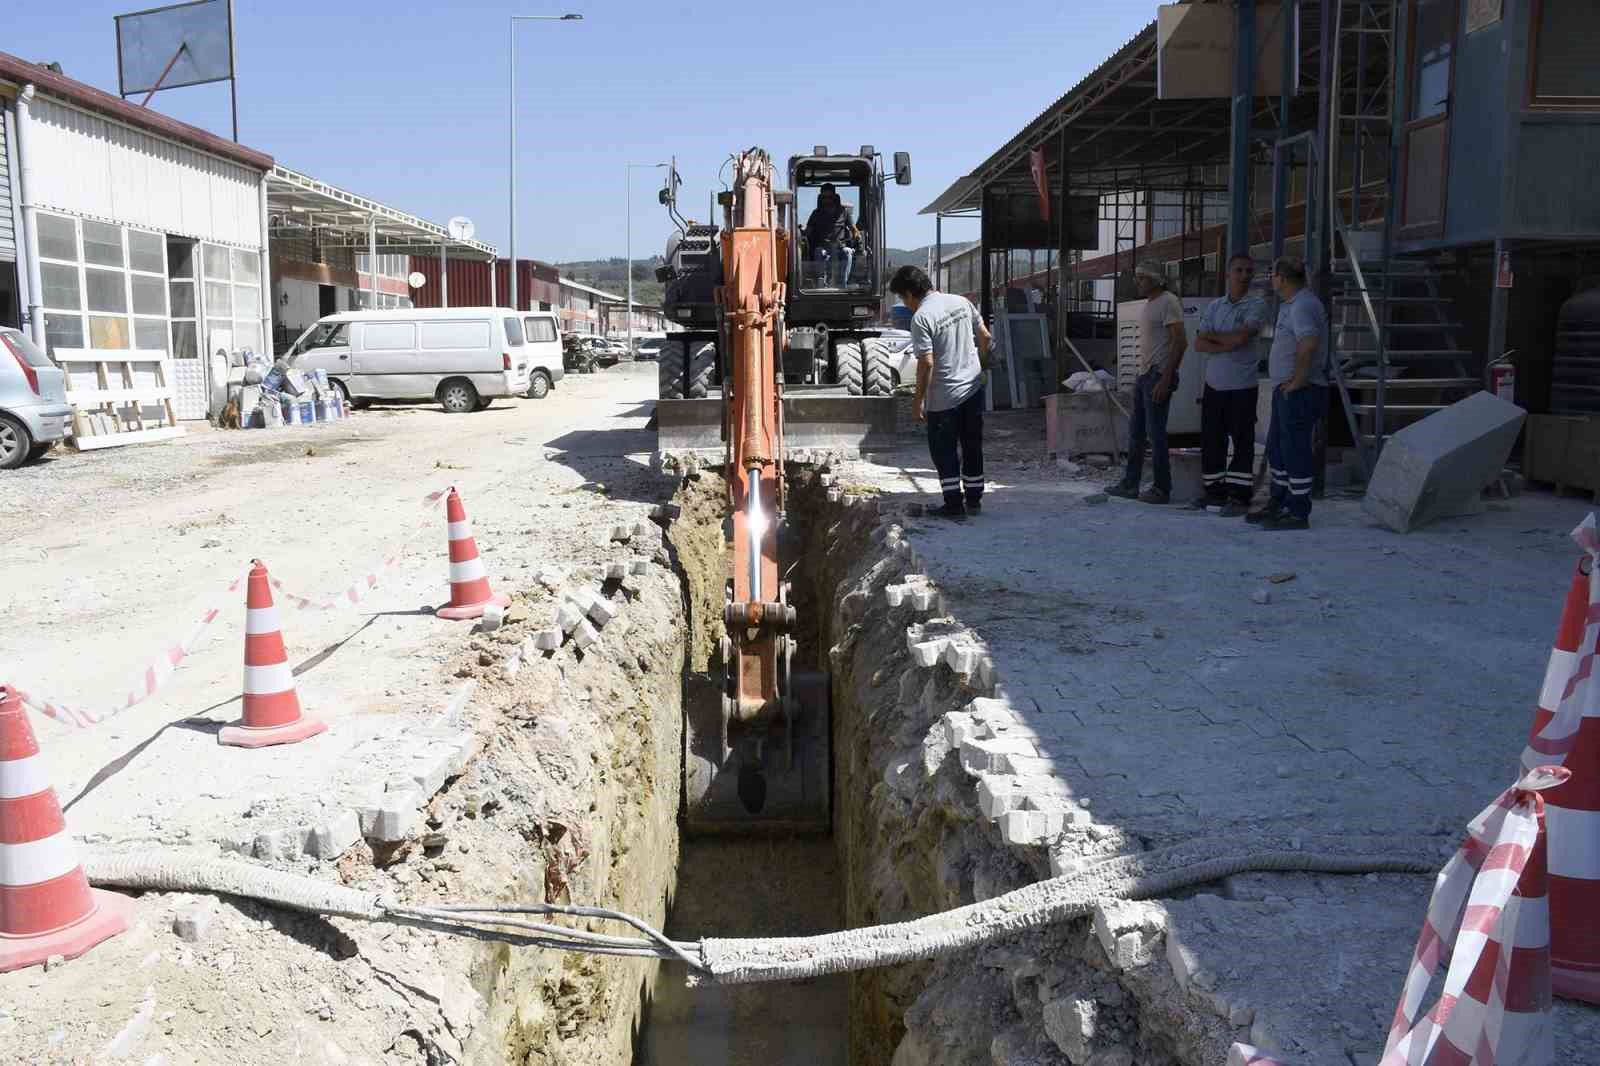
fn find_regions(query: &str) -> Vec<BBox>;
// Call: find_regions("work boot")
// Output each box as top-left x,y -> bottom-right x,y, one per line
1245,504 -> 1281,525
1218,499 -> 1252,518
965,498 -> 983,515
1261,511 -> 1310,531
1105,483 -> 1139,500
1138,490 -> 1170,505
934,501 -> 968,520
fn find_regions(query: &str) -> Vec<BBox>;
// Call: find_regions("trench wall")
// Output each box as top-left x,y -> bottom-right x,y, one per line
805,483 -> 1241,1066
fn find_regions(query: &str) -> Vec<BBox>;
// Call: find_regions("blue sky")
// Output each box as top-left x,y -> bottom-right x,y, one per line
10,1 -> 1153,261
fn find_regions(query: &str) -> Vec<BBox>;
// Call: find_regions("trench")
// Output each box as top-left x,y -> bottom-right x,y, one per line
636,465 -> 851,1065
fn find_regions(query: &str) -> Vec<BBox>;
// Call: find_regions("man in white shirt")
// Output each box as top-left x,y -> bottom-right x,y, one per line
1107,261 -> 1186,504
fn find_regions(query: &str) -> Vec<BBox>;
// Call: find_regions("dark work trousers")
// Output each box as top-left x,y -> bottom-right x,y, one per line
1266,384 -> 1327,518
926,387 -> 986,507
1200,384 -> 1259,503
1118,366 -> 1176,497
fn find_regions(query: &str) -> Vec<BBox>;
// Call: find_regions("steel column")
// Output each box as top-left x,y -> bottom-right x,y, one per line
440,240 -> 449,308
367,217 -> 378,309
1227,0 -> 1257,263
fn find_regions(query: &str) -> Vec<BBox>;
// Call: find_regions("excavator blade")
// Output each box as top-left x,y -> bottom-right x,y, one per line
655,390 -> 896,463
683,670 -> 830,835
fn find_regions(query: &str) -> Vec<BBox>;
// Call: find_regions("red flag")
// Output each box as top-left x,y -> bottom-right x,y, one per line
1029,148 -> 1051,223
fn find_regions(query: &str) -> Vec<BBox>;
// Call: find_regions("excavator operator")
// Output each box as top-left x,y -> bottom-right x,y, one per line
804,184 -> 853,289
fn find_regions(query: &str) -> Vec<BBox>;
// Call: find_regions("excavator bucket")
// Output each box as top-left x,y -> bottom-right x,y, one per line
655,390 -> 896,463
683,669 -> 830,835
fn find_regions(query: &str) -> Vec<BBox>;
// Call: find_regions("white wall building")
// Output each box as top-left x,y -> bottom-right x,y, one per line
0,51 -> 273,420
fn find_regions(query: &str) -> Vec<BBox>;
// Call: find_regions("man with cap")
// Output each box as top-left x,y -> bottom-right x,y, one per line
1107,261 -> 1186,504
1252,255 -> 1328,531
1190,254 -> 1266,515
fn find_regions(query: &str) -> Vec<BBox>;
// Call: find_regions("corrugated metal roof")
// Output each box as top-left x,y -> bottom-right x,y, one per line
0,50 -> 273,171
919,18 -> 1159,215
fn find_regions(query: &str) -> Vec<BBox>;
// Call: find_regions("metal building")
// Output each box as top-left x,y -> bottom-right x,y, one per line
0,51 -> 273,420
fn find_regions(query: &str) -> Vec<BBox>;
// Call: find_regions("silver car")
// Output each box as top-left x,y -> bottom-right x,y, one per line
0,327 -> 72,469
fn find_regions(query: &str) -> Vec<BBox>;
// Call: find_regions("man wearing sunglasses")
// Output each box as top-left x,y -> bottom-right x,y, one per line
1191,254 -> 1266,515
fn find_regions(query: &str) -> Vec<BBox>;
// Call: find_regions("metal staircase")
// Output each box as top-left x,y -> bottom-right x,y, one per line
1317,0 -> 1478,476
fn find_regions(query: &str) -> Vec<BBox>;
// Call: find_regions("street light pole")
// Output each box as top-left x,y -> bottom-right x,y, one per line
626,162 -> 667,355
509,12 -> 583,311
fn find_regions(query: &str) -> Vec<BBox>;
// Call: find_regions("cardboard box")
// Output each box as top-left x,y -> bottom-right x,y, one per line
1523,414 -> 1600,490
1046,390 -> 1130,457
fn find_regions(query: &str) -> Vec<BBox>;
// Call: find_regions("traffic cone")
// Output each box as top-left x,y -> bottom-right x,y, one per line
436,488 -> 510,621
219,561 -> 327,748
1520,556 -> 1600,1003
0,685 -> 132,972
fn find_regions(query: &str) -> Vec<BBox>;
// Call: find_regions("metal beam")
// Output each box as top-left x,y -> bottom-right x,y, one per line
1228,0 -> 1258,263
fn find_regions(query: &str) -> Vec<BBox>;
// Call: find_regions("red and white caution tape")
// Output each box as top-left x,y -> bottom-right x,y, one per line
15,566 -> 252,728
1379,766 -> 1566,1066
14,488 -> 452,729
266,487 -> 450,611
1226,1046 -> 1292,1066
1522,513 -> 1600,770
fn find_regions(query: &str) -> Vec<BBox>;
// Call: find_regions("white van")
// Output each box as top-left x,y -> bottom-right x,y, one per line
287,308 -> 531,413
520,311 -> 564,399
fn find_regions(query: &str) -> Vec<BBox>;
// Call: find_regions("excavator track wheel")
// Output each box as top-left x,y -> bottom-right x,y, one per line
687,341 -> 718,399
864,337 -> 894,397
833,340 -> 864,397
657,338 -> 688,399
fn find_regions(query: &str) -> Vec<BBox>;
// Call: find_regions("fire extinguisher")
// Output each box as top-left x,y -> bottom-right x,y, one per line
1488,350 -> 1516,404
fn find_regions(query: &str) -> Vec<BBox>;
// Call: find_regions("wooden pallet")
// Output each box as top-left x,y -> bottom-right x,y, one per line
57,349 -> 186,451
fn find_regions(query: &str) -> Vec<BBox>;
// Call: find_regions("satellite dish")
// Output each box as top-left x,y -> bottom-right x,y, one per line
447,216 -> 476,241
408,271 -> 427,289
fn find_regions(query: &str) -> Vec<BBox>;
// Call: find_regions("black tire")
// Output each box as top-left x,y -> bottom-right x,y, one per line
526,370 -> 552,399
687,341 -> 717,399
658,339 -> 687,399
476,396 -> 493,410
27,440 -> 56,461
0,413 -> 31,470
864,337 -> 893,397
438,378 -> 479,414
834,340 -> 864,396
332,379 -> 369,410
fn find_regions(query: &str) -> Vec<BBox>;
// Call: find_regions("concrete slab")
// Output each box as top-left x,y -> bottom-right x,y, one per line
1363,390 -> 1525,532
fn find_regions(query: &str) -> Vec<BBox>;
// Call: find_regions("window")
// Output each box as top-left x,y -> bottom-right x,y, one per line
294,322 -> 349,354
362,322 -> 416,351
1410,0 -> 1454,121
85,269 -> 128,313
131,275 -> 166,316
41,264 -> 80,310
128,231 -> 165,274
37,214 -> 77,262
420,321 -> 491,350
169,282 -> 197,317
1530,0 -> 1600,108
524,317 -> 558,343
81,221 -> 124,268
504,317 -> 525,346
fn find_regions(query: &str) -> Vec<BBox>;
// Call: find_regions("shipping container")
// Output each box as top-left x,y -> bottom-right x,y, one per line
407,257 -> 561,311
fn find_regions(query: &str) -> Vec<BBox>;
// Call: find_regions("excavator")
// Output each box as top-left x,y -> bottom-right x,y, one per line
661,147 -> 908,833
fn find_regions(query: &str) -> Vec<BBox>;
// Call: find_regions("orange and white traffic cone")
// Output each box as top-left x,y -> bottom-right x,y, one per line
219,561 -> 327,749
436,488 -> 510,621
1520,554 -> 1600,1004
0,685 -> 131,972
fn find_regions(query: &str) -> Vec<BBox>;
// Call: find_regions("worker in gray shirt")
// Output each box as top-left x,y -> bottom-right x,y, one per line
891,264 -> 992,518
1107,261 -> 1186,504
1251,256 -> 1328,531
1191,254 -> 1266,515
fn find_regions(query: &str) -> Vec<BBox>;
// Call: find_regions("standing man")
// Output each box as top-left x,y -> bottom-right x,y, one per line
1107,261 -> 1186,504
1191,255 -> 1266,515
890,264 -> 992,519
1252,256 -> 1328,531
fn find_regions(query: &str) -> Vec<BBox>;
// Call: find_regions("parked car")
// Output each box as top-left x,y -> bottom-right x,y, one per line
0,327 -> 72,470
634,340 -> 663,361
287,308 -> 531,413
877,328 -> 915,387
519,311 -> 565,399
590,338 -> 629,366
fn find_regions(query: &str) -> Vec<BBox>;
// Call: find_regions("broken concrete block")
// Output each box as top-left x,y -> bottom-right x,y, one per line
1092,900 -> 1167,971
827,488 -> 842,503
909,638 -> 945,669
940,711 -> 982,753
959,735 -> 1038,776
909,586 -> 939,612
572,619 -> 600,650
307,810 -> 362,859
977,775 -> 1029,818
1041,997 -> 1097,1063
1362,391 -> 1525,533
630,559 -> 651,576
1226,1046 -> 1282,1066
632,520 -> 651,541
252,827 -> 306,861
586,595 -> 618,629
884,583 -> 908,608
943,642 -> 981,675
1166,921 -> 1202,989
500,651 -> 523,679
479,603 -> 505,632
998,808 -> 1066,846
604,562 -> 627,582
532,628 -> 564,651
359,788 -> 423,843
556,601 -> 585,634
173,899 -> 221,943
609,523 -> 633,543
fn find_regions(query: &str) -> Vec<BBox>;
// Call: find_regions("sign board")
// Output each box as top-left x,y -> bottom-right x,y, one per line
1466,0 -> 1503,34
115,0 -> 233,96
1497,251 -> 1514,289
1157,3 -> 1295,100
982,189 -> 1097,251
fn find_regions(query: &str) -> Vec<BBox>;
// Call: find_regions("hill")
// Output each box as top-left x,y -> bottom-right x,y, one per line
557,256 -> 666,309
